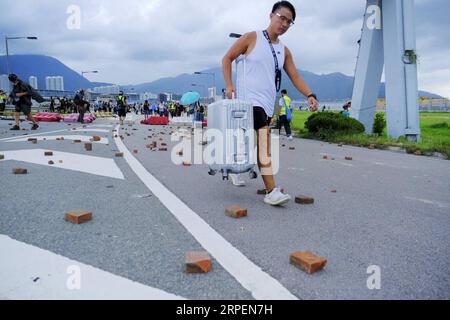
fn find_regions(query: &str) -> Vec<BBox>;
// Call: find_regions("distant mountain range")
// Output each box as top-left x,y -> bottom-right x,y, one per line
0,55 -> 111,91
0,54 -> 441,100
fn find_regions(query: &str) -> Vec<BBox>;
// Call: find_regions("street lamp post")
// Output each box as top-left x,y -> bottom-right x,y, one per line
81,70 -> 99,78
194,71 -> 215,101
5,36 -> 38,75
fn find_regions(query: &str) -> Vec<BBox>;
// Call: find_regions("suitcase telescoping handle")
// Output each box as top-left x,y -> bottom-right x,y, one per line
235,54 -> 246,101
225,56 -> 246,101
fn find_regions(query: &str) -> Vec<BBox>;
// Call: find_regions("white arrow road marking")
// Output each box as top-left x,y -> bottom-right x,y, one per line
1,149 -> 124,180
4,135 -> 109,144
0,235 -> 185,300
114,125 -> 298,300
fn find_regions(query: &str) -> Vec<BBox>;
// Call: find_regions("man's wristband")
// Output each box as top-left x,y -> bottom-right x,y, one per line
307,93 -> 317,100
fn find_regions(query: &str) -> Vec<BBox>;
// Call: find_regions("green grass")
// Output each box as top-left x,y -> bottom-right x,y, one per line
290,111 -> 450,159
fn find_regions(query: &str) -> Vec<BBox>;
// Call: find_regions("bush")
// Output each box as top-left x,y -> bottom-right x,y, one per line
305,111 -> 365,139
372,112 -> 386,135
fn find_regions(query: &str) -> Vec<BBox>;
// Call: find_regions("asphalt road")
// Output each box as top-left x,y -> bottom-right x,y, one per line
1,115 -> 449,300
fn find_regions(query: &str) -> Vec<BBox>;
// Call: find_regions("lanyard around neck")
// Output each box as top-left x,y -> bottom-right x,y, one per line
262,30 -> 281,92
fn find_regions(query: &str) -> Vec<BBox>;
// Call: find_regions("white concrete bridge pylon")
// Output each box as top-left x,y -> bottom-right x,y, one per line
351,0 -> 421,141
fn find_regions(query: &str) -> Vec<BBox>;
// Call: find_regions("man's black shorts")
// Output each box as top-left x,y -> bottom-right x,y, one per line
253,106 -> 272,130
15,103 -> 31,115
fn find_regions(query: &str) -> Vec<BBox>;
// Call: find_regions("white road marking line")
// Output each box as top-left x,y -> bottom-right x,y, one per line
89,125 -> 114,128
114,125 -> 298,300
1,149 -> 124,180
0,129 -> 70,142
0,235 -> 185,300
70,129 -> 110,133
4,135 -> 109,144
404,196 -> 450,209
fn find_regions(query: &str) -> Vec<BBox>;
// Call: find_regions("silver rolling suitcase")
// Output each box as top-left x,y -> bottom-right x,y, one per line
206,55 -> 258,181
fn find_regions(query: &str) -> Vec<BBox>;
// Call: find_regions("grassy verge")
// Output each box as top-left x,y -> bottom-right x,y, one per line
290,111 -> 450,159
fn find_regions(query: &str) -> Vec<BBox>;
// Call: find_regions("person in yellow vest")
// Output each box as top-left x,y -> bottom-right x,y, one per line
116,91 -> 127,125
0,90 -> 7,116
278,89 -> 293,141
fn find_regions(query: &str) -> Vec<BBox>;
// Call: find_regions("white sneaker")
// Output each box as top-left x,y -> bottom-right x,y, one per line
229,173 -> 246,187
288,135 -> 293,141
264,187 -> 291,206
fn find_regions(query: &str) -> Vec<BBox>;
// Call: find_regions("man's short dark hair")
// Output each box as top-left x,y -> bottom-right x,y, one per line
272,1 -> 296,21
281,89 -> 287,95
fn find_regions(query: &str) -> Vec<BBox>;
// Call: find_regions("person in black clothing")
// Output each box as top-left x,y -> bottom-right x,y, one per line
116,91 -> 127,125
8,74 -> 39,130
73,89 -> 89,123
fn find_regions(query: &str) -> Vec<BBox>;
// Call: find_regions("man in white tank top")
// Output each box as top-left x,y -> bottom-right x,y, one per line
222,1 -> 318,206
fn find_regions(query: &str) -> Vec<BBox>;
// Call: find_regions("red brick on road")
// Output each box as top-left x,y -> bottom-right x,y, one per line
225,205 -> 248,218
290,251 -> 327,274
65,209 -> 93,224
13,168 -> 28,175
185,251 -> 211,273
295,196 -> 314,205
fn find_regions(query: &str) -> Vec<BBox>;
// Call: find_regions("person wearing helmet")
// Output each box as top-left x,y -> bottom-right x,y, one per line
8,74 -> 39,130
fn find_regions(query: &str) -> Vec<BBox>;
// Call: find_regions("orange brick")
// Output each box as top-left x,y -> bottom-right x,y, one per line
84,143 -> 92,151
44,151 -> 53,156
295,196 -> 314,205
290,251 -> 327,274
185,251 -> 211,273
92,136 -> 101,142
225,205 -> 247,218
13,168 -> 28,175
64,209 -> 92,225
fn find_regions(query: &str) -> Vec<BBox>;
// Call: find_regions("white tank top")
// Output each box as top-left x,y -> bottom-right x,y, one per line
237,30 -> 285,117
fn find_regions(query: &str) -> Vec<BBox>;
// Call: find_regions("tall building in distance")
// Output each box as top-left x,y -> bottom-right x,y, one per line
0,74 -> 11,93
29,76 -> 38,89
45,76 -> 64,91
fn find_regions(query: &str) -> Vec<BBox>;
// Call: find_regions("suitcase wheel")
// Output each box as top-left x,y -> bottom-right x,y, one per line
249,170 -> 258,179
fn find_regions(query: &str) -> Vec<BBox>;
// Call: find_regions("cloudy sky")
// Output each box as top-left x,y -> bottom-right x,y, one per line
1,0 -> 449,98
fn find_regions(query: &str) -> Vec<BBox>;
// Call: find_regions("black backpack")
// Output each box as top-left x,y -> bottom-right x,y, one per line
27,84 -> 45,103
